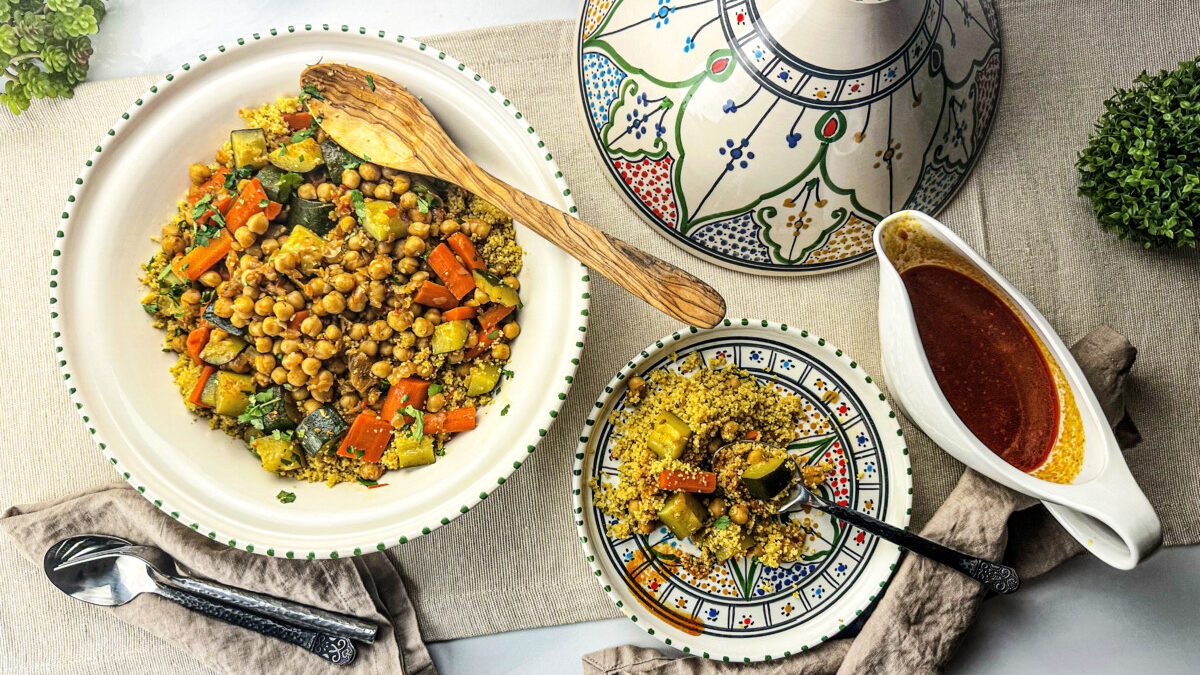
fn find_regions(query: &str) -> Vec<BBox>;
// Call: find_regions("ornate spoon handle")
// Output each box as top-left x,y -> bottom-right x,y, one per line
153,585 -> 357,666
808,494 -> 1020,595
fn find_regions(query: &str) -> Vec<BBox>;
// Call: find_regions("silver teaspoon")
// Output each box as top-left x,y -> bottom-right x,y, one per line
55,534 -> 377,643
44,535 -> 356,666
730,443 -> 1020,595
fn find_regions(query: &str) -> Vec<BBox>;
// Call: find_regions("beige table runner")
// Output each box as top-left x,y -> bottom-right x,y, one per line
2,2 -> 1199,670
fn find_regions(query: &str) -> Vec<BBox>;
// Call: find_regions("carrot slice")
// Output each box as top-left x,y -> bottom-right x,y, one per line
264,200 -> 283,221
287,310 -> 309,332
283,112 -> 313,130
173,231 -> 232,281
224,179 -> 268,233
195,194 -> 233,225
412,280 -> 458,310
336,410 -> 395,463
657,470 -> 717,494
188,365 -> 217,408
743,430 -> 761,441
464,325 -> 504,359
188,167 -> 230,204
442,306 -> 477,321
427,243 -> 475,298
382,378 -> 430,427
424,407 -> 476,434
477,304 -> 514,332
185,327 -> 211,365
447,232 -> 485,270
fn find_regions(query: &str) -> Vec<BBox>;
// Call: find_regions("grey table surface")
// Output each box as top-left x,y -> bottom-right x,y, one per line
71,1 -> 1200,673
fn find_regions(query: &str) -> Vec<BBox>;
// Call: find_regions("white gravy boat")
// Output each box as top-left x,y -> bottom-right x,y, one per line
873,210 -> 1161,569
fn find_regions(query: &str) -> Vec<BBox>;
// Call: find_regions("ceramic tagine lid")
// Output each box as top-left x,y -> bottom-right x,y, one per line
575,0 -> 1001,275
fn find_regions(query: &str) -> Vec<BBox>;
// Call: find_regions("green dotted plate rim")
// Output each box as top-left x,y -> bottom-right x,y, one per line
50,24 -> 589,560
570,320 -> 912,662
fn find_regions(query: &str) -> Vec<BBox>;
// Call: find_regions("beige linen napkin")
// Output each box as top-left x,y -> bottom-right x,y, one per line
0,486 -> 434,675
584,325 -> 1137,674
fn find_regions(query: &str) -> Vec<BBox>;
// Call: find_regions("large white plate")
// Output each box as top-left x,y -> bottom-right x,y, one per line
52,25 -> 589,559
574,320 -> 910,661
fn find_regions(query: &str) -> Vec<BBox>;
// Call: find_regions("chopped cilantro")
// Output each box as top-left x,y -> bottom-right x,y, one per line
712,515 -> 731,530
649,548 -> 678,561
378,380 -> 391,395
276,172 -> 304,202
500,404 -> 510,416
349,189 -> 368,223
357,477 -> 379,487
270,429 -> 294,442
366,74 -> 376,91
258,199 -> 270,208
238,391 -> 281,430
411,184 -> 441,214
142,303 -> 158,315
501,369 -> 514,380
276,491 -> 296,504
290,128 -> 315,144
427,384 -> 442,395
301,84 -> 324,100
402,405 -> 424,440
200,289 -> 215,304
486,330 -> 500,340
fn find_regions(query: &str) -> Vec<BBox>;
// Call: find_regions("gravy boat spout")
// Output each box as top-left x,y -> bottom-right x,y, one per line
873,210 -> 1161,569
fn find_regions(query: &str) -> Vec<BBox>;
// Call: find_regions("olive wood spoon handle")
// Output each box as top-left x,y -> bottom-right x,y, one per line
301,64 -> 726,328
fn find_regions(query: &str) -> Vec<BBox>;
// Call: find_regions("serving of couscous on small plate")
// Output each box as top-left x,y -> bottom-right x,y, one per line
574,320 -> 911,662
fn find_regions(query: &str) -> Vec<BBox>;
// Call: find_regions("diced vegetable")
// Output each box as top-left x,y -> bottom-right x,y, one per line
320,139 -> 359,185
360,199 -> 407,241
391,433 -> 436,468
431,320 -> 471,354
224,179 -> 268,233
466,362 -> 502,397
646,412 -> 691,460
741,455 -> 793,500
185,327 -> 210,365
381,378 -> 430,426
189,365 -> 217,408
471,269 -> 520,307
199,334 -> 248,366
428,243 -> 475,298
264,200 -> 283,221
658,492 -> 707,540
199,372 -> 220,408
252,435 -> 304,473
412,281 -> 457,310
336,410 -> 395,463
255,386 -> 303,433
424,407 -> 476,434
195,194 -> 232,226
447,232 -> 485,270
296,406 -> 348,456
283,111 -> 312,130
714,534 -> 755,562
287,196 -> 335,236
254,166 -> 301,202
463,328 -> 498,360
157,264 -> 185,288
268,136 -> 324,172
277,224 -> 326,271
188,167 -> 230,204
173,232 -> 231,282
213,372 -> 255,417
441,306 -> 476,321
478,304 -> 514,332
658,469 -> 717,493
202,299 -> 246,337
230,129 -> 268,169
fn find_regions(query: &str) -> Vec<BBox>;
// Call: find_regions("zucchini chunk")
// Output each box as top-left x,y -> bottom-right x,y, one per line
296,406 -> 348,456
391,433 -> 436,468
741,455 -> 794,501
203,300 -> 246,337
252,435 -> 304,473
466,362 -> 502,397
431,320 -> 471,354
646,411 -> 691,460
213,372 -> 255,417
287,196 -> 335,236
471,269 -> 520,307
257,385 -> 303,433
230,129 -> 268,169
268,136 -> 323,173
199,334 -> 248,366
658,492 -> 707,540
360,199 -> 407,241
199,372 -> 220,408
320,140 -> 358,185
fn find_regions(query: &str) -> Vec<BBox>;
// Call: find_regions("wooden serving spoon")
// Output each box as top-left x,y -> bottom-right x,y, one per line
301,64 -> 726,328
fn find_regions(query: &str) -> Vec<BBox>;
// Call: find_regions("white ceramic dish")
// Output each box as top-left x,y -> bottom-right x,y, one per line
51,25 -> 588,559
574,320 -> 910,662
874,210 -> 1161,569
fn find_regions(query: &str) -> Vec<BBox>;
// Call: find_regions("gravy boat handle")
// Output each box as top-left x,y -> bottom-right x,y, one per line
1039,466 -> 1162,570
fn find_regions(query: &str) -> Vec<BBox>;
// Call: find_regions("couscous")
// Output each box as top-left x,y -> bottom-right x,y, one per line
140,92 -> 523,487
591,353 -> 830,575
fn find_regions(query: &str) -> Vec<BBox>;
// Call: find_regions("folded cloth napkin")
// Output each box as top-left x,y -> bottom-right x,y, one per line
584,325 -> 1139,675
0,485 -> 435,675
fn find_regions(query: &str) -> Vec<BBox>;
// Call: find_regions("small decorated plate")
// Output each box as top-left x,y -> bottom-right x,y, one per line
573,320 -> 911,662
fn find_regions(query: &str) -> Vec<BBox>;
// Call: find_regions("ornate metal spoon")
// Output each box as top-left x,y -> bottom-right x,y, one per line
731,443 -> 1020,595
44,535 -> 357,666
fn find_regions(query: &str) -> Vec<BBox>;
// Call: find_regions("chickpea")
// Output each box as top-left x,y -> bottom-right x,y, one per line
367,258 -> 392,280
161,235 -> 184,255
368,281 -> 387,306
242,269 -> 264,288
397,256 -> 420,275
199,270 -> 222,288
339,393 -> 360,410
302,399 -> 322,414
491,343 -> 511,360
427,392 -> 446,413
372,183 -> 393,200
217,280 -> 241,299
270,367 -> 288,385
285,290 -> 306,309
412,317 -> 433,338
297,183 -> 317,200
279,338 -> 300,354
262,317 -> 284,336
473,220 -> 492,239
472,289 -> 490,306
465,332 -> 479,348
181,288 -> 202,305
336,215 -> 357,235
313,340 -> 337,360
407,208 -> 428,224
301,357 -> 322,376
278,351 -> 301,369
746,447 -> 766,465
300,315 -> 323,338
163,223 -> 181,237
393,362 -> 416,379
305,278 -> 330,297
721,420 -> 740,440
408,222 -> 430,239
212,297 -> 234,319
231,226 -> 253,249
358,462 -> 384,481
260,238 -> 280,256
379,342 -> 394,357
273,251 -> 297,273
729,504 -> 750,525
398,191 -> 418,210
387,309 -> 413,333
254,354 -> 276,374
330,272 -> 355,293
255,336 -> 274,353
291,387 -> 310,401
423,308 -> 441,325
340,168 -> 361,189
440,219 -> 461,236
398,331 -> 417,348
348,286 -> 368,312
366,320 -> 391,341
358,162 -> 381,182
287,370 -> 309,387
230,313 -> 251,329
359,340 -> 378,357
348,322 -> 368,340
391,174 -> 411,194
342,250 -> 364,271
503,322 -> 521,340
370,361 -> 393,378
247,212 -> 270,234
628,375 -> 646,393
708,497 -> 728,518
254,296 -> 274,316
324,324 -> 343,341
416,361 -> 434,380
316,182 -> 336,201
189,163 -> 212,184
232,296 -> 254,316
402,235 -> 426,258
502,275 -> 520,291
273,301 -> 295,321
322,291 -> 346,314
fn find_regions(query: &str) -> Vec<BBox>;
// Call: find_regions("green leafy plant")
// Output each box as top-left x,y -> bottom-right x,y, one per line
1076,58 -> 1200,250
0,0 -> 105,115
